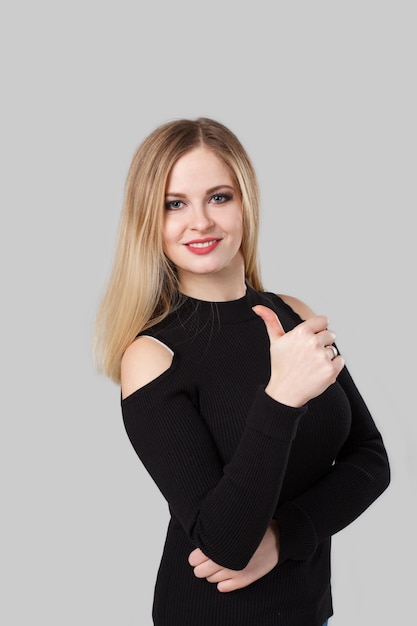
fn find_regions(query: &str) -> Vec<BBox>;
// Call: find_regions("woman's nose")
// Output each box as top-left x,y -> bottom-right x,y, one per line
190,205 -> 214,230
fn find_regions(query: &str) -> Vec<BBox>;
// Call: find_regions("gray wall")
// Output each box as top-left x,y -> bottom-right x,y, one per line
2,1 -> 415,624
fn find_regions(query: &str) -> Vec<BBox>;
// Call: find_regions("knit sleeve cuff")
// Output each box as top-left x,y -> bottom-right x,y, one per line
246,386 -> 307,441
275,500 -> 318,563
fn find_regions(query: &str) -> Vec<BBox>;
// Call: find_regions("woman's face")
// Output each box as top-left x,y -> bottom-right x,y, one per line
163,147 -> 244,290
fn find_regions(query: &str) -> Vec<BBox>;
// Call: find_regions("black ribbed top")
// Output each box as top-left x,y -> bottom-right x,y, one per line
121,286 -> 390,626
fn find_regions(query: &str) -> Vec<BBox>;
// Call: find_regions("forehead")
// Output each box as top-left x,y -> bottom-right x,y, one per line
166,147 -> 235,191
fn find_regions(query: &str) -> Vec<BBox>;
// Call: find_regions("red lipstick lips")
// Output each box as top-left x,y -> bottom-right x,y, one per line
184,238 -> 221,255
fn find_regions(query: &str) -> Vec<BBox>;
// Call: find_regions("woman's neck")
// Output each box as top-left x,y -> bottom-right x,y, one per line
178,267 -> 246,302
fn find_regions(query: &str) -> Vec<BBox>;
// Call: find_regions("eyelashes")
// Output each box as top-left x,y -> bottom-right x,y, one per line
211,193 -> 232,204
165,192 -> 233,211
165,200 -> 184,210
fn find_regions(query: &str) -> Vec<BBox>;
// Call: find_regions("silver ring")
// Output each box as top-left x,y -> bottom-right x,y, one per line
326,345 -> 338,360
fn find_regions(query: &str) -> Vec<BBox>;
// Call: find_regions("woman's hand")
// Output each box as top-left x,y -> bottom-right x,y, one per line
252,305 -> 345,408
188,521 -> 280,592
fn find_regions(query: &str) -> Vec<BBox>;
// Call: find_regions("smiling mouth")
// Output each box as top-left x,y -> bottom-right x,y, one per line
187,239 -> 220,249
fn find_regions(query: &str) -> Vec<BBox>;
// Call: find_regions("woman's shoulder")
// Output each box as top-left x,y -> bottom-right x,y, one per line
121,335 -> 174,400
275,294 -> 316,321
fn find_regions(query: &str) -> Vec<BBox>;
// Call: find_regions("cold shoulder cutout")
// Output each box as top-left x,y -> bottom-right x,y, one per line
278,294 -> 316,321
121,335 -> 174,400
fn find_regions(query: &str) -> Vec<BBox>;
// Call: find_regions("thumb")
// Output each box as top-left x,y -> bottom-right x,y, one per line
252,305 -> 286,342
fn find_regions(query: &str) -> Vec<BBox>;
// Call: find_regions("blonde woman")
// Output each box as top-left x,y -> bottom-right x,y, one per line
95,118 -> 390,626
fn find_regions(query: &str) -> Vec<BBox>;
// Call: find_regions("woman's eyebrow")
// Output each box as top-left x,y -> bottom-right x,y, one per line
165,185 -> 235,197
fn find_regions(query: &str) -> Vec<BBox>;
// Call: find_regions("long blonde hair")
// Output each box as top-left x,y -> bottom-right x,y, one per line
94,117 -> 264,383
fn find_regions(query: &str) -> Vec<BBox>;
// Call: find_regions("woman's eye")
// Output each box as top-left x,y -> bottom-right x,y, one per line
211,193 -> 231,204
165,200 -> 184,210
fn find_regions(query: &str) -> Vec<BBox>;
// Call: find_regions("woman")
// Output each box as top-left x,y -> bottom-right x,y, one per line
94,117 -> 390,626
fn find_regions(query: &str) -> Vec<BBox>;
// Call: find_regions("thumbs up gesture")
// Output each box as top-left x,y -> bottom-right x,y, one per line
252,305 -> 345,408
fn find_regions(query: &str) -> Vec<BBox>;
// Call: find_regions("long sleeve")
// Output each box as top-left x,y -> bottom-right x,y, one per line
275,365 -> 390,563
122,372 -> 306,570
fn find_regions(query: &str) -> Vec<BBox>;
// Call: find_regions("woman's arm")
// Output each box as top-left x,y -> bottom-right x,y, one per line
274,295 -> 390,563
188,520 -> 280,592
121,337 -> 304,571
275,364 -> 390,562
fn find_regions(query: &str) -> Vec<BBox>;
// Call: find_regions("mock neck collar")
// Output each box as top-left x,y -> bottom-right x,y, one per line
175,284 -> 261,324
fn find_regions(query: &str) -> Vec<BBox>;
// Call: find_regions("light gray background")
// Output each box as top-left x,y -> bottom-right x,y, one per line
2,1 -> 415,624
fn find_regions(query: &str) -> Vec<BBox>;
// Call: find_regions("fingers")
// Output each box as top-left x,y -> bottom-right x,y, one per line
217,578 -> 242,593
188,519 -> 281,593
253,305 -> 331,343
325,344 -> 338,360
298,314 -> 329,334
193,559 -> 223,579
252,305 -> 285,340
191,560 -> 245,592
330,352 -> 345,375
188,548 -> 208,567
205,569 -> 232,584
188,549 -> 235,586
317,329 -> 336,348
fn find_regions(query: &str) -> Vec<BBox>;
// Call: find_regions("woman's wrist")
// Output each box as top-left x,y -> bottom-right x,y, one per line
264,382 -> 305,409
